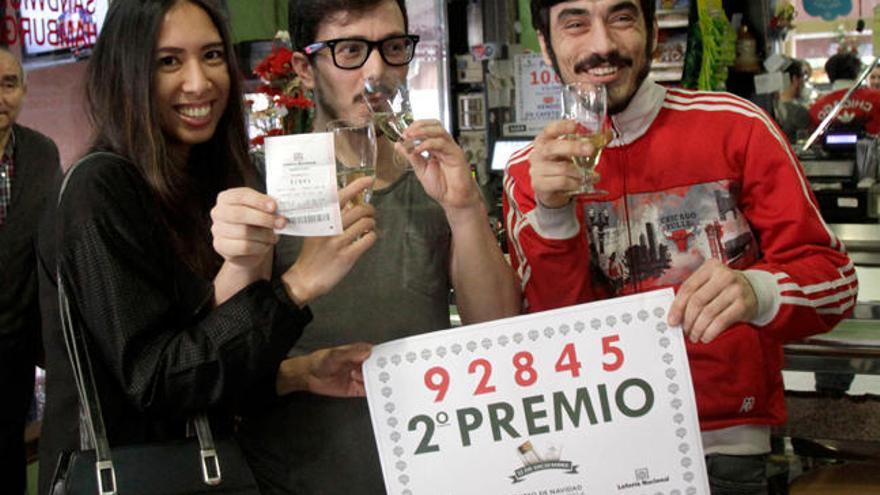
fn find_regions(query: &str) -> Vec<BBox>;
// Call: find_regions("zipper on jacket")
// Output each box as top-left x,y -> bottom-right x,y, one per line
610,119 -> 639,296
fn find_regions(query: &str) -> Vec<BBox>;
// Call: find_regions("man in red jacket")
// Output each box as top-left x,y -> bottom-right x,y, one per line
504,0 -> 858,493
809,52 -> 880,137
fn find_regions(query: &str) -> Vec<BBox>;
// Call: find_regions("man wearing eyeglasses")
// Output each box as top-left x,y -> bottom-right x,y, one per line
236,0 -> 521,493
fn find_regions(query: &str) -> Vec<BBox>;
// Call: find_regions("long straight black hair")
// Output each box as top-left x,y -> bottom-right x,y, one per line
85,0 -> 253,278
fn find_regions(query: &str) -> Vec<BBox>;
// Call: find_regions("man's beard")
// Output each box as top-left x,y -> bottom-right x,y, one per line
608,62 -> 650,115
313,82 -> 341,123
547,41 -> 652,115
311,67 -> 366,124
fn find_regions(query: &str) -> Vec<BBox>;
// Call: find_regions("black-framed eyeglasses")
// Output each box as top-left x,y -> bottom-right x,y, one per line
304,34 -> 420,70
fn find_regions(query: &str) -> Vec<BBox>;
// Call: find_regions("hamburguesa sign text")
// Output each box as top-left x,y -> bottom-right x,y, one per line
2,0 -> 109,56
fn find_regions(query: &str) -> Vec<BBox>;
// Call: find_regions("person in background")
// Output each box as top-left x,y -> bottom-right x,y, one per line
774,58 -> 811,143
504,0 -> 857,493
809,52 -> 880,137
799,61 -> 816,104
0,47 -> 60,495
235,0 -> 521,492
868,64 -> 880,90
35,0 -> 377,492
806,55 -> 876,397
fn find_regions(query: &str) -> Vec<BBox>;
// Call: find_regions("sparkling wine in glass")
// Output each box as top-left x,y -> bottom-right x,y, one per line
364,75 -> 414,141
373,108 -> 413,144
561,82 -> 611,197
326,118 -> 377,206
363,75 -> 416,172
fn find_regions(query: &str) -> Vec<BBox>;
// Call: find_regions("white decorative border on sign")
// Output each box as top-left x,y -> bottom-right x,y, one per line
373,303 -> 698,495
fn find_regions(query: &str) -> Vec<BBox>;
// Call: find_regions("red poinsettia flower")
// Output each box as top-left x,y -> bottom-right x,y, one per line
277,93 -> 315,110
249,36 -> 314,142
256,84 -> 282,97
253,58 -> 272,80
269,47 -> 294,77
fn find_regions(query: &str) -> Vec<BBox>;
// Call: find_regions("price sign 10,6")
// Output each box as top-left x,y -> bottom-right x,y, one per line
530,69 -> 561,86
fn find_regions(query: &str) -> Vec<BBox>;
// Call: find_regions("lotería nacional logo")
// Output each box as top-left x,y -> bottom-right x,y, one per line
616,467 -> 670,490
509,440 -> 579,483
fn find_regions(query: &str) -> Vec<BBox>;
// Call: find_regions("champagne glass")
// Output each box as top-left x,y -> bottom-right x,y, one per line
561,82 -> 611,197
326,118 -> 377,206
363,74 -> 415,170
364,74 -> 414,143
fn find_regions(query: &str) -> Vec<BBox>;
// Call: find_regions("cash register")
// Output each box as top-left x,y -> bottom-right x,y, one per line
798,56 -> 880,224
797,129 -> 878,223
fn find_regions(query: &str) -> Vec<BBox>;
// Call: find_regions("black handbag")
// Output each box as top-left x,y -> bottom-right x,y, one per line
49,154 -> 261,495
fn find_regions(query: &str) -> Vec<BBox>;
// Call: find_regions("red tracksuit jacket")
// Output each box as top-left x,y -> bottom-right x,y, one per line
809,84 -> 880,137
503,81 -> 858,431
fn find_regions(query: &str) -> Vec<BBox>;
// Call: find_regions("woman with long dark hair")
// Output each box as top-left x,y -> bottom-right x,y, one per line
36,0 -> 376,491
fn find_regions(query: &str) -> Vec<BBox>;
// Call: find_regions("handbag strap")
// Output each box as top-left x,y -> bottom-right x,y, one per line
57,152 -> 123,495
56,152 -> 224,492
193,412 -> 222,486
58,275 -> 117,495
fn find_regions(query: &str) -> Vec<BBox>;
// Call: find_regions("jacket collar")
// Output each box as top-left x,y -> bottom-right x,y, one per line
609,79 -> 667,147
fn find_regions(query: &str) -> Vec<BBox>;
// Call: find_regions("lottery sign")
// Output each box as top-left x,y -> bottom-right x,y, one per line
513,52 -> 562,134
364,289 -> 710,495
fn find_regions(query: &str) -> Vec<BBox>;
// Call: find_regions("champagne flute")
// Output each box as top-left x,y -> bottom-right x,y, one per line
561,82 -> 611,197
364,74 -> 414,143
363,74 -> 415,170
326,118 -> 377,206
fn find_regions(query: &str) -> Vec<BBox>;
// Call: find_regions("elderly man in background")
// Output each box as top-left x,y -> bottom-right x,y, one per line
0,47 -> 60,494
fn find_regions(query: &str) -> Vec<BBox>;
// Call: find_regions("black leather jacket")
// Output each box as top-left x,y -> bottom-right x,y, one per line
36,152 -> 310,493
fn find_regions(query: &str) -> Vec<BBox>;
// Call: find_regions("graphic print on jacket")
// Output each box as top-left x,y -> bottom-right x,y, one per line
584,180 -> 759,295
